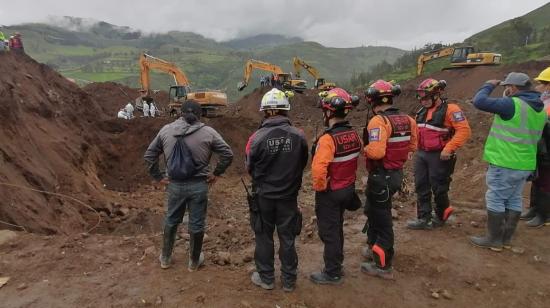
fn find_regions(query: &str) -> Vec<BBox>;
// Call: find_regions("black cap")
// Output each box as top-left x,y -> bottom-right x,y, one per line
181,100 -> 202,118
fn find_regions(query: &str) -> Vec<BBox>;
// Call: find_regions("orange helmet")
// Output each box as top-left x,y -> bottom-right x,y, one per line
365,80 -> 401,105
416,78 -> 446,99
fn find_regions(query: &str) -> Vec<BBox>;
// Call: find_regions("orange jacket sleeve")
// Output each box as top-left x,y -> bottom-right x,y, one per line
443,104 -> 471,153
408,116 -> 418,152
364,115 -> 389,160
312,134 -> 335,192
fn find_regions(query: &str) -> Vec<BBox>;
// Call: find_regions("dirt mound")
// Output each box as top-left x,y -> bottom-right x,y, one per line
0,52 -> 110,233
83,82 -> 169,116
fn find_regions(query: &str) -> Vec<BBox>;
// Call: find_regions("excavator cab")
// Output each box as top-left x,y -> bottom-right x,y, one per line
451,47 -> 475,63
169,85 -> 191,103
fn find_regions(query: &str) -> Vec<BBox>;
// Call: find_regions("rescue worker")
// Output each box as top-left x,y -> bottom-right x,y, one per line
125,102 -> 134,119
117,108 -> 129,120
245,88 -> 308,292
361,80 -> 417,280
150,102 -> 157,118
522,67 -> 550,227
310,88 -> 361,285
407,79 -> 471,229
0,31 -> 6,51
470,72 -> 546,251
10,32 -> 24,54
144,100 -> 233,270
143,101 -> 150,117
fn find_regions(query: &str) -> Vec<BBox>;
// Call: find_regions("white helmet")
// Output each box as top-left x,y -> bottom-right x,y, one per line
259,88 -> 291,111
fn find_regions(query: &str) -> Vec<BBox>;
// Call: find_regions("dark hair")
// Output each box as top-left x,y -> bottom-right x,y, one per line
263,109 -> 288,118
181,100 -> 202,124
517,82 -> 533,91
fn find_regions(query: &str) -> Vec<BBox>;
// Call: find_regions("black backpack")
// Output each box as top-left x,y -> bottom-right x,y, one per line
167,126 -> 203,181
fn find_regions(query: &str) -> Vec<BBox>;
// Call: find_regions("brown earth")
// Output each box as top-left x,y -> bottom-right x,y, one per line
1,52 -> 550,307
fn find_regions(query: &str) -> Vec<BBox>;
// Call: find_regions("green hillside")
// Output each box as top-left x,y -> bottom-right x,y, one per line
350,2 -> 550,88
0,18 -> 405,100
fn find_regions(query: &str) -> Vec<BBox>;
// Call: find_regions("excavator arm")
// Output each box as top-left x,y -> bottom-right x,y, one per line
416,47 -> 455,76
139,53 -> 190,93
293,57 -> 320,79
293,57 -> 336,90
238,59 -> 284,91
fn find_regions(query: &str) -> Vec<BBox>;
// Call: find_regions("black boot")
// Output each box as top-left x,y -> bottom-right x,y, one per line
526,214 -> 550,228
520,207 -> 537,220
188,232 -> 205,272
502,210 -> 521,248
406,217 -> 433,230
470,211 -> 505,252
159,224 -> 178,269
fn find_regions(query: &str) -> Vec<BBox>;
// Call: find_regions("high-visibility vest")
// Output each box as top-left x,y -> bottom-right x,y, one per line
483,97 -> 546,170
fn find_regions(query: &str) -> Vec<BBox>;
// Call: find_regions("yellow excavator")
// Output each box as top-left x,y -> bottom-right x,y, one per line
237,59 -> 307,93
139,53 -> 228,117
417,46 -> 502,76
292,57 -> 336,90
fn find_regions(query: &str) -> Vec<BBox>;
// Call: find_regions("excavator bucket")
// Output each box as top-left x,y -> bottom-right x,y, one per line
237,81 -> 247,91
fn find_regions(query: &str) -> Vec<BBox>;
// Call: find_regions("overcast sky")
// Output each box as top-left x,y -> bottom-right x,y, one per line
0,0 -> 548,49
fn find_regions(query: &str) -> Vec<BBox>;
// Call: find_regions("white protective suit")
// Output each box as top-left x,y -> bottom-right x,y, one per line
125,103 -> 134,119
117,110 -> 129,119
143,102 -> 150,117
150,103 -> 156,118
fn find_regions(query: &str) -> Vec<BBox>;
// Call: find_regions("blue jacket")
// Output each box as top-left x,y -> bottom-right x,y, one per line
473,83 -> 543,120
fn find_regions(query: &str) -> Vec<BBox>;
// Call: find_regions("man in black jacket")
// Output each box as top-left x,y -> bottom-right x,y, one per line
245,88 -> 309,292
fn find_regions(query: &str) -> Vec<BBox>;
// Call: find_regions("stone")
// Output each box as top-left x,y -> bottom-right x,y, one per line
16,283 -> 28,290
216,251 -> 231,265
511,247 -> 525,254
431,292 -> 440,299
391,209 -> 399,220
441,289 -> 452,300
0,230 -> 17,245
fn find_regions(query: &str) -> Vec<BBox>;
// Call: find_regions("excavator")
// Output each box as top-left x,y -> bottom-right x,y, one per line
139,53 -> 228,117
237,59 -> 307,93
292,57 -> 336,90
417,46 -> 502,76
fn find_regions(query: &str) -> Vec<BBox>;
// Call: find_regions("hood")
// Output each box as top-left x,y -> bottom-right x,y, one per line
172,118 -> 205,137
260,115 -> 291,128
514,90 -> 544,112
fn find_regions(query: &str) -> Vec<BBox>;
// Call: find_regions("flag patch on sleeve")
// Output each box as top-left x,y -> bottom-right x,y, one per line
452,111 -> 465,122
369,128 -> 380,142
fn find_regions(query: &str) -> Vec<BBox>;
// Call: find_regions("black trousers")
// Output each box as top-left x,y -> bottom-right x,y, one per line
254,196 -> 299,284
365,169 -> 403,269
315,185 -> 355,277
414,150 -> 456,220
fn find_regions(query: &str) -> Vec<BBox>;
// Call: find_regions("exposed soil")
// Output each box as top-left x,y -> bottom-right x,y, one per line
0,52 -> 550,307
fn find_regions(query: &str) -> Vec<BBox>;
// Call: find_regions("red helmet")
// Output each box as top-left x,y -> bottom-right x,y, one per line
320,88 -> 354,114
416,78 -> 446,99
365,80 -> 401,105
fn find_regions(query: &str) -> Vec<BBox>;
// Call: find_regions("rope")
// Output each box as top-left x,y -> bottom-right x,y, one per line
0,182 -> 102,233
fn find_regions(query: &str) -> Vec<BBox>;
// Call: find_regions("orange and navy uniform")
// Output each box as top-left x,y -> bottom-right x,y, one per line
364,108 -> 417,169
312,122 -> 362,192
416,100 -> 471,154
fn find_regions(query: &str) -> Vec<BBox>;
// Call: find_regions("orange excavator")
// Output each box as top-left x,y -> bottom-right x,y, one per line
139,53 -> 228,117
417,46 -> 502,76
237,59 -> 307,93
292,57 -> 336,90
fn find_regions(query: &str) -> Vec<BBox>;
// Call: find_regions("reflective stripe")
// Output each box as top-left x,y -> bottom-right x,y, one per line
332,152 -> 359,162
388,136 -> 411,142
417,123 -> 449,132
491,124 -> 542,135
488,131 -> 540,145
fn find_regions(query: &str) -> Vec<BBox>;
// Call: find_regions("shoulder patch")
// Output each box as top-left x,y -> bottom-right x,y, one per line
452,111 -> 465,122
368,128 -> 381,142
